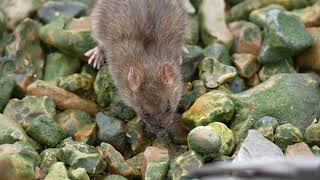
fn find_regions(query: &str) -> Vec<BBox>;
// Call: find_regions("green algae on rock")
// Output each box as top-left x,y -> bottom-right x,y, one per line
185,5 -> 199,45
181,45 -> 203,81
0,78 -> 15,112
249,4 -> 286,28
275,123 -> 303,150
182,91 -> 235,130
44,162 -> 70,180
178,80 -> 206,112
291,1 -> 320,27
230,73 -> 320,145
103,175 -> 128,180
203,43 -> 232,65
304,123 -> 320,146
254,116 -> 279,141
58,73 -> 93,93
68,168 -> 90,180
109,99 -> 136,121
40,148 -> 61,174
94,65 -> 115,108
232,53 -> 260,79
259,58 -> 296,82
312,145 -> 320,156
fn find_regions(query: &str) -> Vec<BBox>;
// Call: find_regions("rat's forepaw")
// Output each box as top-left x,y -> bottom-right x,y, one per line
85,47 -> 107,69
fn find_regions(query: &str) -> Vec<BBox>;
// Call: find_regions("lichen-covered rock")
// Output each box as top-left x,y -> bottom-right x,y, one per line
68,168 -> 89,180
57,110 -> 96,145
230,73 -> 320,145
254,116 -> 279,141
58,138 -> 107,175
26,115 -> 67,147
142,146 -> 169,180
44,53 -> 81,83
291,2 -> 320,27
109,98 -> 136,121
304,123 -> 320,146
249,4 -> 285,28
103,175 -> 128,180
0,78 -> 15,112
233,130 -> 284,163
178,80 -> 206,112
95,113 -> 127,153
199,0 -> 232,46
275,123 -> 303,150
232,53 -> 260,79
228,76 -> 247,93
169,150 -> 203,180
229,21 -> 262,55
312,145 -> 320,156
258,10 -> 313,64
94,65 -> 115,108
207,122 -> 235,156
44,162 -> 70,180
168,120 -> 189,145
181,45 -> 203,81
182,91 -> 235,130
97,143 -> 139,178
26,80 -> 98,115
187,126 -> 221,156
203,43 -> 232,65
126,152 -> 144,175
199,58 -> 236,88
259,58 -> 296,82
40,148 -> 61,174
185,9 -> 199,45
285,142 -> 314,156
38,1 -> 88,23
58,73 -> 93,93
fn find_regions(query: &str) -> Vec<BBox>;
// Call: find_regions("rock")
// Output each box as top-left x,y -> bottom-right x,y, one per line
26,115 -> 67,147
182,91 -> 235,130
152,137 -> 189,161
4,18 -> 44,91
199,58 -> 236,88
68,168 -> 90,180
109,98 -> 136,121
259,58 -> 296,82
181,45 -> 203,81
44,162 -> 70,180
126,152 -> 144,175
0,114 -> 41,151
291,2 -> 320,27
304,123 -> 320,146
275,123 -> 303,150
229,21 -> 262,55
254,116 -> 279,141
203,43 -> 232,65
0,78 -> 15,112
169,150 -> 203,180
97,143 -> 139,178
38,1 -> 88,23
230,73 -> 320,145
249,4 -> 286,28
44,53 -> 81,83
26,80 -> 98,115
187,126 -> 221,156
94,65 -> 115,108
226,0 -> 310,22
168,120 -> 189,145
95,113 -> 127,153
233,130 -> 284,163
103,175 -> 128,180
246,73 -> 261,87
39,17 -> 95,58
4,96 -> 56,129
56,110 -> 96,145
285,142 -> 314,156
225,0 -> 244,5
207,122 -> 235,156
178,80 -> 206,112
232,53 -> 260,79
58,138 -> 107,175
199,0 -> 232,46
227,76 -> 247,93
142,146 -> 170,180
311,145 -> 320,156
258,10 -> 313,64
185,11 -> 199,45
40,148 -> 61,174
58,73 -> 93,93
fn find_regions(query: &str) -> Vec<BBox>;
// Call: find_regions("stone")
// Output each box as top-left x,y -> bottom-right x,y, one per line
249,4 -> 286,28
169,150 -> 203,180
103,175 -> 128,180
207,122 -> 235,156
285,142 -> 314,156
232,53 -> 260,79
26,80 -> 98,115
97,143 -> 139,178
126,152 -> 144,175
275,123 -> 303,150
94,65 -> 115,108
0,78 -> 15,112
304,123 -> 320,146
259,58 -> 296,82
227,76 -> 247,93
68,168 -> 90,180
38,1 -> 88,23
40,148 -> 61,174
226,0 -> 310,22
229,21 -> 262,55
225,0 -> 244,5
182,91 -> 235,130
258,10 -> 313,64
56,109 -> 96,145
187,126 -> 221,156
199,0 -> 233,46
58,138 -> 107,175
109,98 -> 136,121
181,45 -> 203,81
142,146 -> 170,180
311,145 -> 320,156
4,18 -> 44,92
178,80 -> 206,113
233,130 -> 284,163
44,53 -> 81,83
199,58 -> 236,88
246,73 -> 261,87
203,43 -> 232,65
44,162 -> 70,180
186,12 -> 199,45
26,115 -> 67,147
291,2 -> 320,27
230,73 -> 320,145
58,73 -> 93,93
151,137 -> 189,161
168,120 -> 189,145
3,96 -> 56,129
95,113 -> 127,153
254,116 -> 279,141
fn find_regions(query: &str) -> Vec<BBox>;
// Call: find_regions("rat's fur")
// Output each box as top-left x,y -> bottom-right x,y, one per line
90,0 -> 186,136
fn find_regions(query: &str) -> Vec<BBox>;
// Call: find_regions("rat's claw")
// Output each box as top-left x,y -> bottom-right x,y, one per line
85,46 -> 106,69
182,46 -> 189,54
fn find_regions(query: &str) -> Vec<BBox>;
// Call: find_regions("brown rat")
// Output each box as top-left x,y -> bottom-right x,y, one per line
86,0 -> 187,137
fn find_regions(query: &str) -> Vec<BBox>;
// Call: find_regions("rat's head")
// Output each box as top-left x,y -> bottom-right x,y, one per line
126,63 -> 183,136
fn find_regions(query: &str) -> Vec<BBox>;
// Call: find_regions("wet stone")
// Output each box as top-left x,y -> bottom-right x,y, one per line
258,58 -> 296,82
285,142 -> 314,156
40,148 -> 61,174
203,43 -> 232,65
275,123 -> 303,150
304,123 -> 320,147
44,162 -> 70,180
68,168 -> 90,180
232,53 -> 260,79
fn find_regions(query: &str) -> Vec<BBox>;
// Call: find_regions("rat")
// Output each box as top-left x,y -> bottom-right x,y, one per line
85,0 -> 187,137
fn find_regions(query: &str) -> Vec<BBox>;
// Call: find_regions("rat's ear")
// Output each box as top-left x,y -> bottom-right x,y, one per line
128,67 -> 142,92
162,63 -> 175,83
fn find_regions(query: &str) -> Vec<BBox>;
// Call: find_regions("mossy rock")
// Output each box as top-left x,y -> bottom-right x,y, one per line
304,123 -> 320,147
275,123 -> 303,150
249,4 -> 286,28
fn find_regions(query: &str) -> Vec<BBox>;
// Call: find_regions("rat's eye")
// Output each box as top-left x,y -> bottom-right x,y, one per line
165,104 -> 171,113
143,111 -> 151,118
